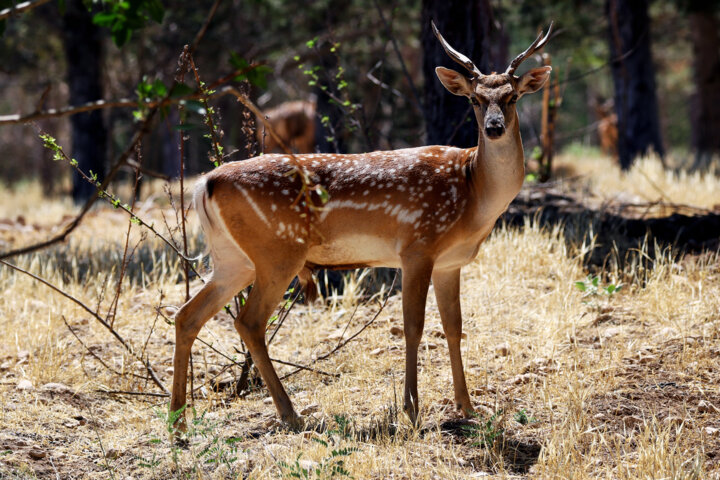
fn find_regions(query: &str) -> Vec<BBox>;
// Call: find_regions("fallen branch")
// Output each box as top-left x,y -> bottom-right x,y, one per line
97,390 -> 170,398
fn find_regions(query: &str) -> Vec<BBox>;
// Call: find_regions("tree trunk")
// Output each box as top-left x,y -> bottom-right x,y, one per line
606,0 -> 664,170
688,5 -> 720,171
62,0 -> 107,202
421,0 -> 492,147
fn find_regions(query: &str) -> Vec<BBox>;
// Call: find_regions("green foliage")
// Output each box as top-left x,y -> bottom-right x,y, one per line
134,76 -> 168,120
92,0 -> 165,47
575,275 -> 622,298
229,53 -> 273,89
140,405 -> 244,476
277,415 -> 359,479
514,408 -> 537,425
462,410 -> 504,448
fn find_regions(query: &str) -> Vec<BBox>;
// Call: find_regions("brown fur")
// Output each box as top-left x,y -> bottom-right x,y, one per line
257,100 -> 316,154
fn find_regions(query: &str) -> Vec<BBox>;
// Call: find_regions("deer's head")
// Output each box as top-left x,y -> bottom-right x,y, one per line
433,21 -> 553,141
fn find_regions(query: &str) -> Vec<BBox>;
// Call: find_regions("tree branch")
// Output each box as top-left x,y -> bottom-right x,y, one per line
0,0 -> 52,20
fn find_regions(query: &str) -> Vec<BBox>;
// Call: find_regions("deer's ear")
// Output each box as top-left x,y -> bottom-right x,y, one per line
436,67 -> 472,96
516,66 -> 552,97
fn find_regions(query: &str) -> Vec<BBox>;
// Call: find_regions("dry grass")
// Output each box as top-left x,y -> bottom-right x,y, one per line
0,151 -> 719,479
554,146 -> 720,210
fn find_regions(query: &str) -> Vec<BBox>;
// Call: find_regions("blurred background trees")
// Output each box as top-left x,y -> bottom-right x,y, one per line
0,0 -> 718,199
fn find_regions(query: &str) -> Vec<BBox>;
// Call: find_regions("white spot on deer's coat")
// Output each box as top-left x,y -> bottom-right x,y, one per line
396,208 -> 423,224
234,183 -> 270,228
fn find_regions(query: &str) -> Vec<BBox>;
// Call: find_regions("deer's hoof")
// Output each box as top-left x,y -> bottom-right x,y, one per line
282,412 -> 306,432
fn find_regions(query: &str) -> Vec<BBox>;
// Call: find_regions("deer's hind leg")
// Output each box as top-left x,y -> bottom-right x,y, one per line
232,257 -> 306,426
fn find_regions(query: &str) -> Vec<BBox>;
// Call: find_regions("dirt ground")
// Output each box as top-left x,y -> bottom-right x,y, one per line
0,151 -> 718,479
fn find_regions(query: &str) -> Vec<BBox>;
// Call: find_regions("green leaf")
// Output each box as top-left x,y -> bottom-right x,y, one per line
574,281 -> 586,292
591,276 -> 600,287
92,12 -> 117,27
152,79 -> 167,97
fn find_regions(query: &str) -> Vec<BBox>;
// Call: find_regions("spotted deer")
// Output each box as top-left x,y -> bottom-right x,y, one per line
171,21 -> 553,428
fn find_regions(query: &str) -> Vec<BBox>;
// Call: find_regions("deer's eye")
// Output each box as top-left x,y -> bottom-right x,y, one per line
508,95 -> 518,105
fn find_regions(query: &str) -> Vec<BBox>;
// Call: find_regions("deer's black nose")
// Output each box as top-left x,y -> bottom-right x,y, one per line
485,118 -> 505,139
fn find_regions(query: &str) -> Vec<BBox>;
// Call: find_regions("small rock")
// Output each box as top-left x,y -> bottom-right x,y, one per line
165,367 -> 174,375
63,419 -> 80,428
663,416 -> 686,426
422,342 -> 438,350
300,403 -> 320,415
370,347 -> 386,356
471,385 -> 496,395
494,343 -> 511,357
704,427 -> 719,436
698,400 -> 718,413
263,397 -> 274,405
42,383 -> 72,394
16,379 -> 33,391
389,326 -> 403,337
28,449 -> 46,460
0,360 -> 11,370
17,350 -> 30,361
601,327 -> 623,339
299,459 -> 318,471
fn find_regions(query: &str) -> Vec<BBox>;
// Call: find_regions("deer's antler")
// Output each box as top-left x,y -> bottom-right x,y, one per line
505,22 -> 553,76
431,20 -> 483,79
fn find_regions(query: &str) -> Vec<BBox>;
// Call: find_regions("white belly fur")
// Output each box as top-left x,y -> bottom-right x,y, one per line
306,234 -> 401,267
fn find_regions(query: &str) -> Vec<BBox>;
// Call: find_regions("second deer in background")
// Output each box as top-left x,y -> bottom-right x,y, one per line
257,100 -> 317,154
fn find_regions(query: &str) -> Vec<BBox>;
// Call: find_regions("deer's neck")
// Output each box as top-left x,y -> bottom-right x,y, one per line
467,121 -> 525,220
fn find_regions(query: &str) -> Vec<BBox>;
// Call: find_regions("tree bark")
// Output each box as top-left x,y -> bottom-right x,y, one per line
421,0 -> 492,147
62,0 -> 107,202
606,0 -> 664,170
688,4 -> 720,171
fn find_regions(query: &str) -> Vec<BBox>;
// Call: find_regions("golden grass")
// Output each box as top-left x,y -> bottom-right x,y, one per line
555,146 -> 720,209
0,152 -> 718,479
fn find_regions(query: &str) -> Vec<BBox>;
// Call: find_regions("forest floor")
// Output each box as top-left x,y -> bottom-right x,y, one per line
0,149 -> 718,479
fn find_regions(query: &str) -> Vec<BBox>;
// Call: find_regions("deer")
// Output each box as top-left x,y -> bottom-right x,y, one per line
592,97 -> 618,160
257,99 -> 316,154
170,21 -> 553,430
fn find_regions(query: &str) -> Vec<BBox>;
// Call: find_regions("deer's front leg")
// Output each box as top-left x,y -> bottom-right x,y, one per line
432,268 -> 474,417
400,256 -> 434,424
